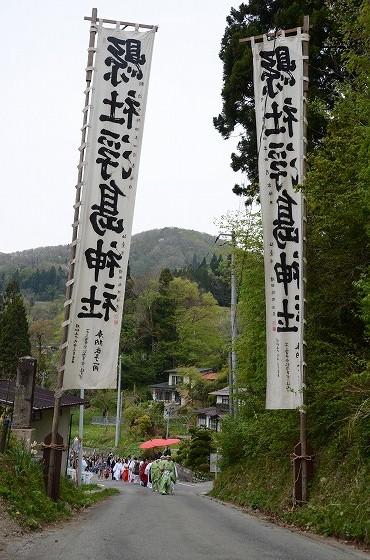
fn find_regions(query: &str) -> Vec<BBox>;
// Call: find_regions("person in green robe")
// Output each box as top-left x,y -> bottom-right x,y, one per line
158,456 -> 177,495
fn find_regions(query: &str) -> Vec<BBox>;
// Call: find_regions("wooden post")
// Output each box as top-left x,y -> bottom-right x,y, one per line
43,432 -> 64,501
239,16 -> 311,506
47,8 -> 98,500
299,14 -> 310,505
13,357 -> 36,429
12,357 -> 37,449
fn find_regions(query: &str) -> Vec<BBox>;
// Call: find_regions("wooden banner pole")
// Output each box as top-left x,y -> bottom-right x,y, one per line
299,14 -> 310,505
239,15 -> 311,505
47,7 -> 98,500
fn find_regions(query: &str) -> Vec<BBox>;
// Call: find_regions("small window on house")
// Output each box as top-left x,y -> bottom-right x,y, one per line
198,416 -> 207,427
221,396 -> 229,405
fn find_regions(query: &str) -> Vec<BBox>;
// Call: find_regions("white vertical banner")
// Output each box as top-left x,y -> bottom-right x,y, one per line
252,31 -> 306,409
63,26 -> 156,389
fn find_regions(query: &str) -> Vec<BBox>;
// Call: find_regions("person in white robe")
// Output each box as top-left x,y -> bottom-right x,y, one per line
128,457 -> 136,482
113,459 -> 123,481
145,461 -> 153,489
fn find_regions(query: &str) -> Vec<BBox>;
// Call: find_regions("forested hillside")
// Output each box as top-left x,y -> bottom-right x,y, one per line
0,228 -> 231,385
212,0 -> 370,544
0,228 -> 228,301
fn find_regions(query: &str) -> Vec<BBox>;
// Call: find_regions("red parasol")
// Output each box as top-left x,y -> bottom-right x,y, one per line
139,438 -> 181,449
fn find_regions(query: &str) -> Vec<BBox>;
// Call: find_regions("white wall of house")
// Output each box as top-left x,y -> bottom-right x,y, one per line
168,373 -> 189,386
196,414 -> 221,432
152,388 -> 180,403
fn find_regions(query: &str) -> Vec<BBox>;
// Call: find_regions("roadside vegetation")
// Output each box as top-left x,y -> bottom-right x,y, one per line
0,0 -> 368,547
211,0 -> 370,546
0,441 -> 118,530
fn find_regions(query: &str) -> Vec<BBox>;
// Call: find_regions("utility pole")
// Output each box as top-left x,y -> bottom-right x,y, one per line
115,355 -> 122,448
217,231 -> 237,417
165,405 -> 172,439
230,232 -> 238,416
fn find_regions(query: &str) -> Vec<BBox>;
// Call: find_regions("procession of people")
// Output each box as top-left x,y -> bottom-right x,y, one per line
82,451 -> 178,495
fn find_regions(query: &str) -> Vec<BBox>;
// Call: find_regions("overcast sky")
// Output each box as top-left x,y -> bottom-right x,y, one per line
1,0 -> 245,254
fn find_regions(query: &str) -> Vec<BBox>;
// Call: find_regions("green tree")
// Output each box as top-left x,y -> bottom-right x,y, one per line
214,0 -> 349,201
214,0 -> 370,500
185,428 -> 214,472
90,390 -> 117,417
0,280 -> 31,377
303,0 -> 370,449
29,319 -> 56,386
168,277 -> 228,368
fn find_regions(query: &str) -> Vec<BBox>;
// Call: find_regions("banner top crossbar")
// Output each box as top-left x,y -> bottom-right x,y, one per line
84,16 -> 158,31
240,16 -> 310,44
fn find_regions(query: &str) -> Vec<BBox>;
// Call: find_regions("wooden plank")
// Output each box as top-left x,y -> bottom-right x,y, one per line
239,24 -> 311,43
84,15 -> 158,31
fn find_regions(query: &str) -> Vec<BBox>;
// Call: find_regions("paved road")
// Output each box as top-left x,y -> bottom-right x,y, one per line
5,481 -> 370,560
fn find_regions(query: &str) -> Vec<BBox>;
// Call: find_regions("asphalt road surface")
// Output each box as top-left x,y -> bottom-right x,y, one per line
4,481 -> 370,560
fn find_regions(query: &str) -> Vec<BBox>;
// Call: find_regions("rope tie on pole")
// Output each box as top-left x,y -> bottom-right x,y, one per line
42,443 -> 66,451
292,453 -> 314,461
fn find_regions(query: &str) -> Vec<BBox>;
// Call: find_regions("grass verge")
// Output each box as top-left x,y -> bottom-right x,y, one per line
0,443 -> 119,530
211,445 -> 369,545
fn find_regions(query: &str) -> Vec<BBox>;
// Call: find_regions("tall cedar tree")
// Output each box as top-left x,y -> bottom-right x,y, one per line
214,0 -> 352,201
151,269 -> 178,372
0,280 -> 31,377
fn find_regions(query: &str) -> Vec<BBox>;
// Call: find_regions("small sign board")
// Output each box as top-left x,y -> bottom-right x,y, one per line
209,453 -> 221,473
164,405 -> 174,419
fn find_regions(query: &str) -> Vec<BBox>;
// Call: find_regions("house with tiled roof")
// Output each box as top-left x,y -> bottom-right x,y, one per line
196,386 -> 230,431
150,368 -> 217,406
0,380 -> 87,473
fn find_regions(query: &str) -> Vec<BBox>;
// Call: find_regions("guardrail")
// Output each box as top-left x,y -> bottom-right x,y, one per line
91,416 -> 123,425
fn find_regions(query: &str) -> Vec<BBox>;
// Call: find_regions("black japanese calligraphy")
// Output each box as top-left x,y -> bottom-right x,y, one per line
268,142 -> 295,190
123,90 -> 140,130
85,239 -> 122,282
260,46 -> 296,99
78,285 -> 103,319
105,37 -> 146,85
102,283 -> 117,321
100,91 -> 125,125
272,189 -> 299,249
78,284 -> 118,322
274,251 -> 299,296
90,180 -> 125,237
282,97 -> 298,138
265,101 -> 286,136
96,130 -> 131,180
277,299 -> 298,332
